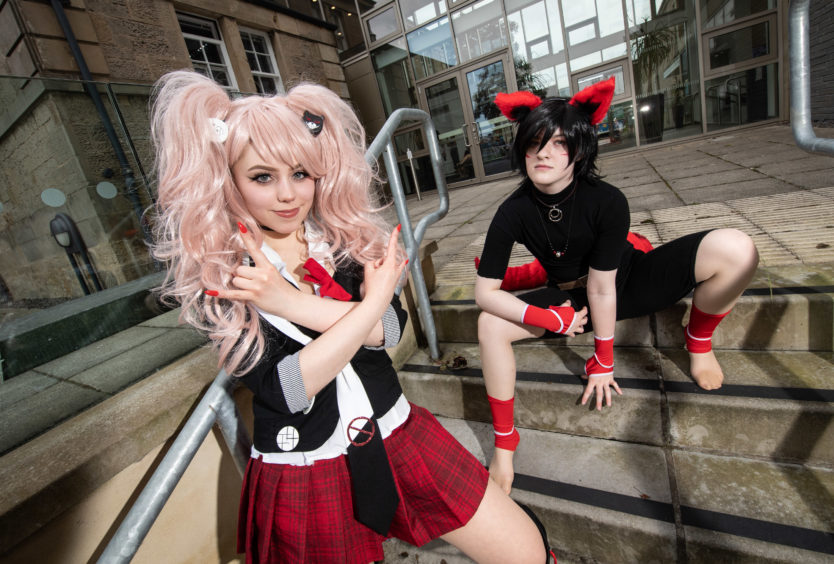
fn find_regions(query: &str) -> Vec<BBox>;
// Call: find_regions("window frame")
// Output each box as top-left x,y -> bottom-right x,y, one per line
701,12 -> 778,79
177,13 -> 239,90
239,27 -> 285,95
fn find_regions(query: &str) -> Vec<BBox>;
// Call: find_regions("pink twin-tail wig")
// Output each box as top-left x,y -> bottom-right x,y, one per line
150,70 -> 390,376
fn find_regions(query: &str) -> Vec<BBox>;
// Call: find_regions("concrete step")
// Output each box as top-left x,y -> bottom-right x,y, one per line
428,265 -> 834,352
389,417 -> 834,564
398,343 -> 834,467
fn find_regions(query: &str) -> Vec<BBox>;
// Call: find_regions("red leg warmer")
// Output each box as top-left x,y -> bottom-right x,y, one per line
685,305 -> 730,353
487,395 -> 520,451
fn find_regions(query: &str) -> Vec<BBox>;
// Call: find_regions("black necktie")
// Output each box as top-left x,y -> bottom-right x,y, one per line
346,416 -> 400,535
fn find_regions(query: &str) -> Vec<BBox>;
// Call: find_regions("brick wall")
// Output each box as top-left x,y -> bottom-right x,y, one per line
810,0 -> 834,125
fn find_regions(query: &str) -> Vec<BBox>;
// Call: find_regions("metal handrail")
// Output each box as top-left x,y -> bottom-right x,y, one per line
789,0 -> 834,156
98,370 -> 249,563
98,110 -> 448,562
367,108 -> 449,360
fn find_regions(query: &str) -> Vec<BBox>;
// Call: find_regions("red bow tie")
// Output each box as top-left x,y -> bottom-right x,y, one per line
302,258 -> 352,301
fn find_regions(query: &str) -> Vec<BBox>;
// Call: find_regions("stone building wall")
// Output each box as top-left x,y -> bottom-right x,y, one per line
0,0 -> 347,302
809,0 -> 834,125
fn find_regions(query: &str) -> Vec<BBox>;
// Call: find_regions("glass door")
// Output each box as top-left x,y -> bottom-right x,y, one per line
421,53 -> 516,187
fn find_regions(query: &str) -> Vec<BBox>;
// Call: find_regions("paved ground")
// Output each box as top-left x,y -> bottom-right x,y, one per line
387,123 -> 834,276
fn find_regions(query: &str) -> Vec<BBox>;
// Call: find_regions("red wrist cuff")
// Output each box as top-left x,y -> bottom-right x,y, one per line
586,335 -> 614,377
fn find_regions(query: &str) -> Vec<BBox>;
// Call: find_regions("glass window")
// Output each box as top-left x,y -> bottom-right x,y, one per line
564,0 -> 627,73
506,0 -> 569,97
576,66 -> 626,96
705,62 -> 778,131
451,0 -> 507,64
397,155 -> 438,195
178,13 -> 238,89
394,128 -> 426,156
701,0 -> 775,30
371,38 -> 417,115
406,16 -> 457,80
708,20 -> 771,71
240,29 -> 284,94
630,0 -> 701,144
358,0 -> 392,15
598,100 -> 637,153
324,1 -> 366,61
625,0 -> 682,26
367,7 -> 399,43
401,0 -> 447,30
371,37 -> 417,116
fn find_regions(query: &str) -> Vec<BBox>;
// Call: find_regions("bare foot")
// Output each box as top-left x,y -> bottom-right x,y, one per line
689,350 -> 724,390
489,448 -> 515,495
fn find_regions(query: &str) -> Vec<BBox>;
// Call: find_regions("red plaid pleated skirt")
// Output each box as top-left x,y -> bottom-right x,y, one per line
237,403 -> 489,564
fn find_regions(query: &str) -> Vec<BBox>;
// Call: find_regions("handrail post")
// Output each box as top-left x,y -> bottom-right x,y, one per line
367,108 -> 449,360
98,370 -> 249,563
789,0 -> 834,156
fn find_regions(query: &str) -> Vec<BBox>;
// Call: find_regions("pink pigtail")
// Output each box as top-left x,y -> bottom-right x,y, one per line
150,71 -> 264,376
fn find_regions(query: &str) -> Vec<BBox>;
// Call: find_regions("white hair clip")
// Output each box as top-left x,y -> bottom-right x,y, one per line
209,117 -> 228,143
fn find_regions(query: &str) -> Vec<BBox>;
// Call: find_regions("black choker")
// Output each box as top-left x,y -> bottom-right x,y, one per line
531,181 -> 577,223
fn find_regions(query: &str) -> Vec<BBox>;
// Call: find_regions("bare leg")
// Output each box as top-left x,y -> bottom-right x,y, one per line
442,478 -> 546,564
690,229 -> 759,389
478,310 -> 542,494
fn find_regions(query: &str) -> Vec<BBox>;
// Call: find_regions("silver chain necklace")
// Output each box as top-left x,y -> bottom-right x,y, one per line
533,190 -> 575,258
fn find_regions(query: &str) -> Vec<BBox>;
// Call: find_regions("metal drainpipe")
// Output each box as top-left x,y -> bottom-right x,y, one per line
49,0 -> 151,244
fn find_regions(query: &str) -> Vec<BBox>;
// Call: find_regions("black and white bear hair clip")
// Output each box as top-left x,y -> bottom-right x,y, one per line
302,111 -> 324,136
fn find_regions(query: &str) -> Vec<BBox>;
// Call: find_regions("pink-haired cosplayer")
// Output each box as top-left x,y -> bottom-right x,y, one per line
150,70 -> 553,564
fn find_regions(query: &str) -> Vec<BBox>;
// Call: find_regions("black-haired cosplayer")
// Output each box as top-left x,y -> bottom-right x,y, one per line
475,78 -> 759,494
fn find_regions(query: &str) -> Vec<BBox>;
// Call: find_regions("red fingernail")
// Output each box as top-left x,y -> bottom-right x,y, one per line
405,259 -> 409,265
204,289 -> 219,297
396,224 -> 401,232
238,222 -> 248,234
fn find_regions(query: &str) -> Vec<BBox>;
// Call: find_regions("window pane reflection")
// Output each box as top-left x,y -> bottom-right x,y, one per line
371,38 -> 417,115
425,77 -> 474,183
397,155 -> 438,195
598,101 -> 637,153
564,0 -> 626,72
407,16 -> 457,80
466,61 -> 514,176
367,8 -> 399,42
708,20 -> 770,70
451,0 -> 507,64
630,0 -> 701,144
359,0 -> 393,15
393,128 -> 426,156
400,0 -> 446,30
506,0 -> 569,97
705,62 -> 778,131
701,0 -> 775,30
577,66 -> 625,96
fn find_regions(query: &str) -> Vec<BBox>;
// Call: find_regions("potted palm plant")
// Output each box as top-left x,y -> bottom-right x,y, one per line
632,20 -> 676,143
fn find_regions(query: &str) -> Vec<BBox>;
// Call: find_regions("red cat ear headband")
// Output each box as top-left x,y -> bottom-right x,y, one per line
494,77 -> 616,125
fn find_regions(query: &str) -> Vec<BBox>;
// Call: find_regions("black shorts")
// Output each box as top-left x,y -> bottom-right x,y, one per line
518,230 -> 711,337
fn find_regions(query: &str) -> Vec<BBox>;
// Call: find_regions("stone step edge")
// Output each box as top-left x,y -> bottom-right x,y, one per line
429,283 -> 834,306
400,363 -> 834,402
512,471 -> 834,556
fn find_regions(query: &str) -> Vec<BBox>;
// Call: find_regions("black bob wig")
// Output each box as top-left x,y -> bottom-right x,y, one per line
510,98 -> 601,185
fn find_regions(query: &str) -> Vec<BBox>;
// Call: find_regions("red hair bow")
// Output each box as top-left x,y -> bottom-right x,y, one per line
568,77 -> 616,125
494,91 -> 542,121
